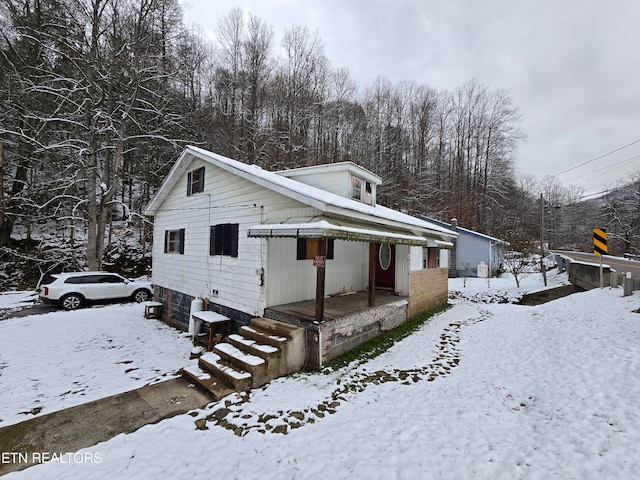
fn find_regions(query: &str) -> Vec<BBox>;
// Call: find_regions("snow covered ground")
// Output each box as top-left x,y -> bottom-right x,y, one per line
0,291 -> 38,315
2,270 -> 640,479
0,303 -> 193,427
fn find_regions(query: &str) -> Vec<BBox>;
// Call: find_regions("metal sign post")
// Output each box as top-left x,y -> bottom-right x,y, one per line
599,255 -> 603,289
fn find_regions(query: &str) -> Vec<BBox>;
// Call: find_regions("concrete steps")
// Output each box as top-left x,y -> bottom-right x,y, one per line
181,364 -> 235,401
181,317 -> 305,399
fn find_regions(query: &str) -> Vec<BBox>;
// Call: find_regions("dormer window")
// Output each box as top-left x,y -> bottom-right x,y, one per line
351,175 -> 374,205
364,181 -> 373,205
187,166 -> 205,196
351,176 -> 362,201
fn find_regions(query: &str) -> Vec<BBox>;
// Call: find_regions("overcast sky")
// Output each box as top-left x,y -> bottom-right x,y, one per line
181,0 -> 640,199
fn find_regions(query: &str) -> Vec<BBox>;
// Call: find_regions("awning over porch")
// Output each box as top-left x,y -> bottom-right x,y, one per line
248,219 -> 430,246
431,239 -> 454,249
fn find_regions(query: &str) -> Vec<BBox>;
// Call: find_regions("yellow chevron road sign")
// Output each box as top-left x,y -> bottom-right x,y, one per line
593,228 -> 607,256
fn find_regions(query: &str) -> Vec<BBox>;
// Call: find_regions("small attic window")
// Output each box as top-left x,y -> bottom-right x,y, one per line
364,181 -> 373,205
351,175 -> 374,205
187,166 -> 205,196
351,176 -> 362,201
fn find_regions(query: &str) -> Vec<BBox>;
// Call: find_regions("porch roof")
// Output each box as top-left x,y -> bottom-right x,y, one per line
248,219 -> 431,246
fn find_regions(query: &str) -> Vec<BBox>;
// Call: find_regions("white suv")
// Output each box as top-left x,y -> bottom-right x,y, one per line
38,272 -> 154,310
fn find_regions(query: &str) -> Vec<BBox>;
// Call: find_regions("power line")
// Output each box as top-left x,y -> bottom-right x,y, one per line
554,138 -> 640,178
580,173 -> 640,200
581,187 -> 614,199
562,153 -> 640,183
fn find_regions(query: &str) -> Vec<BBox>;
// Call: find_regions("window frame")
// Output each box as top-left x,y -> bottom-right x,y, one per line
423,247 -> 439,269
363,181 -> 373,205
351,175 -> 374,205
351,175 -> 362,201
187,166 -> 205,196
210,223 -> 239,257
164,229 -> 185,254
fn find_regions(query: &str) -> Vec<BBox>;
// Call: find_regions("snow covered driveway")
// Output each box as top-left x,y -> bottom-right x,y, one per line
0,303 -> 193,428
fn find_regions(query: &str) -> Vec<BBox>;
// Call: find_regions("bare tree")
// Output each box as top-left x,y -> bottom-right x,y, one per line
242,13 -> 273,164
502,233 -> 536,288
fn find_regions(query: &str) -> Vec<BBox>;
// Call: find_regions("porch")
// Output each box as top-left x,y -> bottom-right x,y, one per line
264,290 -> 409,368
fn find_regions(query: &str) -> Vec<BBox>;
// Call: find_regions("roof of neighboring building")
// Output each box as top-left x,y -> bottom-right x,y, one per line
145,147 -> 456,244
415,215 -> 504,244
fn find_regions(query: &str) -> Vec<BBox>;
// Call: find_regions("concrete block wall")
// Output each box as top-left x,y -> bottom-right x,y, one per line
408,268 -> 449,318
155,286 -> 192,330
319,300 -> 408,364
154,286 -> 253,332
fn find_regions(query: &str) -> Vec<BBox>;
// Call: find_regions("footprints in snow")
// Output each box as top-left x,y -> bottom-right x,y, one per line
199,310 -> 493,436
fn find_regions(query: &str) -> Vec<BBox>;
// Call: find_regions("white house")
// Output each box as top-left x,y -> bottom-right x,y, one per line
145,146 -> 456,368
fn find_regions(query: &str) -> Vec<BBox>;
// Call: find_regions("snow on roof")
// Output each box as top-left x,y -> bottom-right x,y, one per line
277,161 -> 382,185
146,146 -> 456,240
248,220 -> 429,245
416,215 -> 502,243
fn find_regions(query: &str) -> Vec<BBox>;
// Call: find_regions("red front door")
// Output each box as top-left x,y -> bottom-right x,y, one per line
375,243 -> 395,290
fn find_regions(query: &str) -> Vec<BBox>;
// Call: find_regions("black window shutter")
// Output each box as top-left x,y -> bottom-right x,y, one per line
209,225 -> 216,255
229,224 -> 239,257
297,238 -> 306,260
164,230 -> 169,253
197,167 -> 205,192
221,224 -> 231,255
210,224 -> 239,256
214,226 -> 223,255
179,229 -> 185,254
327,239 -> 334,259
187,172 -> 193,196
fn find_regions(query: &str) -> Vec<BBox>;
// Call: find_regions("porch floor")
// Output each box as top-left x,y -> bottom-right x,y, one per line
265,290 -> 408,325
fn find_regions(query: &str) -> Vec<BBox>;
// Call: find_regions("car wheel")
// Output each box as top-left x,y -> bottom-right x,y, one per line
61,293 -> 83,310
133,289 -> 151,303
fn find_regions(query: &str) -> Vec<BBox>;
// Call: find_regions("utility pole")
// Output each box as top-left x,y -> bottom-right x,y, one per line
540,193 -> 547,286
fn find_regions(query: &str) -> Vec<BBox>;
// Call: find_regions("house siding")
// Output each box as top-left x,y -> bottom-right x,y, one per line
151,158 -> 301,319
266,238 -> 368,306
456,234 -> 495,277
282,170 -> 350,198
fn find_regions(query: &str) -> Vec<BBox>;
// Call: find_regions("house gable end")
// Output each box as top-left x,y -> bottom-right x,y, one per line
145,147 -> 328,217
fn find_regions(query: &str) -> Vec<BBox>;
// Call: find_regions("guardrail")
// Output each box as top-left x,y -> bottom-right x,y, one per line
555,253 -> 637,296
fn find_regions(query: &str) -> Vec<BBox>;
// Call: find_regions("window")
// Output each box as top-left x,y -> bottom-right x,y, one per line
378,243 -> 392,270
187,166 -> 205,196
64,275 -> 97,284
351,176 -> 362,201
351,175 -> 374,205
164,229 -> 185,254
363,181 -> 373,205
99,275 -> 126,283
423,247 -> 439,268
297,238 -> 334,260
210,224 -> 239,257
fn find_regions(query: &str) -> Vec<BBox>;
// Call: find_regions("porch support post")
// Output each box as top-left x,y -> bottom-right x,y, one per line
368,242 -> 376,307
315,238 -> 327,323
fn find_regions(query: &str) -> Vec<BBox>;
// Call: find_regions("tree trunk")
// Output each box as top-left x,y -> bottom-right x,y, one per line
86,149 -> 99,270
0,139 -> 5,246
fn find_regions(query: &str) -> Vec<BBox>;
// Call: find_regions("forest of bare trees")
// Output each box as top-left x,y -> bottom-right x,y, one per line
0,1 -> 637,288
